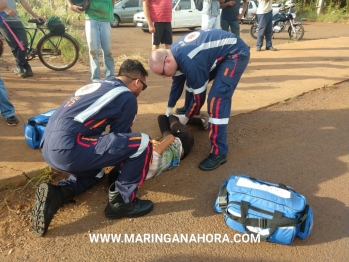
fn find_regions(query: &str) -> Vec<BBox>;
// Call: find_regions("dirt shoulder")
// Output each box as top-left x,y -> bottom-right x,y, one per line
1,81 -> 348,262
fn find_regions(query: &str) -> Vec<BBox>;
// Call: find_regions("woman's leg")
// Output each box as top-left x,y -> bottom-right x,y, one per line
158,115 -> 171,137
168,115 -> 194,158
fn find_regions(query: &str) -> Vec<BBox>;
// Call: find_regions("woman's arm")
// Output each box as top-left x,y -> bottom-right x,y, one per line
154,134 -> 175,155
0,0 -> 7,13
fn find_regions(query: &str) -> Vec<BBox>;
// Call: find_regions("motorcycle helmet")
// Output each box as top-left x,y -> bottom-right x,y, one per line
72,0 -> 90,11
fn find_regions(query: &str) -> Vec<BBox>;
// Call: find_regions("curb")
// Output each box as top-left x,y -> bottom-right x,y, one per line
0,166 -> 51,190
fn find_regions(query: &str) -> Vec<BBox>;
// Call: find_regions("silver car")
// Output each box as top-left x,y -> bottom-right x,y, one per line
111,0 -> 143,28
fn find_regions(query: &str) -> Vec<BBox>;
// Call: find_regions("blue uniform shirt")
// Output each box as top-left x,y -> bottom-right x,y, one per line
168,29 -> 250,118
41,78 -> 137,149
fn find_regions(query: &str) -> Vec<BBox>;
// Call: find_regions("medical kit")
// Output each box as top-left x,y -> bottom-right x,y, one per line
214,175 -> 313,245
24,109 -> 56,149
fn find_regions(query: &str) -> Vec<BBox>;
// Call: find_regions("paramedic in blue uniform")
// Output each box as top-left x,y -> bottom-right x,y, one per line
148,29 -> 250,171
31,59 -> 154,237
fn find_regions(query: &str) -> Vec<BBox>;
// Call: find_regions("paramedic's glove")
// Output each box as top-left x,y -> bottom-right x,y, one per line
165,107 -> 173,117
173,114 -> 189,125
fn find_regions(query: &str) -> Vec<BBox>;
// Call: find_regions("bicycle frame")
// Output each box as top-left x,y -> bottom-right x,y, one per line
25,24 -> 47,60
24,19 -> 80,70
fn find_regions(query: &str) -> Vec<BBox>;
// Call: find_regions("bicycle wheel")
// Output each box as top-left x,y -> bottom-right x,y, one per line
288,24 -> 304,41
250,23 -> 258,39
36,33 -> 79,70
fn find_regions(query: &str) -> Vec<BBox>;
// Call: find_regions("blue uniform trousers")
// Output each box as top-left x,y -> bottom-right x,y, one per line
42,132 -> 152,203
185,54 -> 249,155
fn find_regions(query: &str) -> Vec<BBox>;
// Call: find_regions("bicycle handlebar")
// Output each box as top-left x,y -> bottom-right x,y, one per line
27,18 -> 45,26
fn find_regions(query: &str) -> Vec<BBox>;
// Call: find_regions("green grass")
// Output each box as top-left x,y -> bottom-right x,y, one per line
21,167 -> 53,191
296,4 -> 349,23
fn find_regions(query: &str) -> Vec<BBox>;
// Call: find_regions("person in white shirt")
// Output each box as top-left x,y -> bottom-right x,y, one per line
256,0 -> 277,51
201,0 -> 224,30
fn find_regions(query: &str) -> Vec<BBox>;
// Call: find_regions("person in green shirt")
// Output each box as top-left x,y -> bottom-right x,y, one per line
67,0 -> 115,82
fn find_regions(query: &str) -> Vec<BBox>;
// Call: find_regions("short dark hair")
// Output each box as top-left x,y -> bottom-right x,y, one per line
117,59 -> 148,79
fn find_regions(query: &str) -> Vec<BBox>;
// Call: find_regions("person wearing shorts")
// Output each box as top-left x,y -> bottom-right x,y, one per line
142,0 -> 172,50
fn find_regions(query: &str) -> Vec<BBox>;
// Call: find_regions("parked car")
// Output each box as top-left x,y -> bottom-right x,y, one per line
240,0 -> 282,23
133,0 -> 201,32
111,0 -> 143,28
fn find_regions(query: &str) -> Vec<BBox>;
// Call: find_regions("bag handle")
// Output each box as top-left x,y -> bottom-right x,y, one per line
28,120 -> 41,140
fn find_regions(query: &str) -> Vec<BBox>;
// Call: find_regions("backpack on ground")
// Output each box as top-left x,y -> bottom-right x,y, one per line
214,175 -> 313,245
24,109 -> 56,149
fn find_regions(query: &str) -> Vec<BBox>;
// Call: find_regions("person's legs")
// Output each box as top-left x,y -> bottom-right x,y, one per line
0,21 -> 29,77
221,18 -> 229,32
105,133 -> 153,219
207,16 -> 217,29
0,77 -> 16,119
230,20 -> 240,37
100,21 -> 115,79
161,22 -> 173,48
264,11 -> 274,49
201,14 -> 210,30
152,22 -> 163,50
168,115 -> 194,158
213,15 -> 221,29
56,169 -> 105,195
85,19 -> 101,82
256,13 -> 267,49
199,54 -> 250,171
158,114 -> 172,137
32,132 -> 153,236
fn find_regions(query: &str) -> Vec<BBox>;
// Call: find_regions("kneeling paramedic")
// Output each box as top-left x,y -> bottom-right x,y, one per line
31,59 -> 153,237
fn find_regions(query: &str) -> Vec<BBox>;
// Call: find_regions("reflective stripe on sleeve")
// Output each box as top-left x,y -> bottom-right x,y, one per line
74,86 -> 130,123
187,38 -> 237,59
186,79 -> 208,95
130,133 -> 150,158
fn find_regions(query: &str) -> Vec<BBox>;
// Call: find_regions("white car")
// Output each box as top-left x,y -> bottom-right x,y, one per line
133,0 -> 202,32
111,0 -> 143,28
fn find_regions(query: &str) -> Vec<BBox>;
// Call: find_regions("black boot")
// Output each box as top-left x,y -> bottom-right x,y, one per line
199,153 -> 227,171
31,183 -> 75,237
104,183 -> 153,219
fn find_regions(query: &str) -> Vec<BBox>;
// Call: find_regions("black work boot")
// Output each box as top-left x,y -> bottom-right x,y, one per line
199,153 -> 227,171
31,183 -> 75,237
104,183 -> 153,219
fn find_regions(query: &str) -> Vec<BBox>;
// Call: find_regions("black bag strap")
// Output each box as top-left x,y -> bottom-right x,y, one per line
28,120 -> 41,140
299,204 -> 309,233
218,183 -> 308,239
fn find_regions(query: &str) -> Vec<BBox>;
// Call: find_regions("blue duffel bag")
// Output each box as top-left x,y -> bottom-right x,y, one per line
214,175 -> 313,245
24,109 -> 56,149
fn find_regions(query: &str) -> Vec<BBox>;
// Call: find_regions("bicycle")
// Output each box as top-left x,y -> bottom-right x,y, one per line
25,19 -> 79,71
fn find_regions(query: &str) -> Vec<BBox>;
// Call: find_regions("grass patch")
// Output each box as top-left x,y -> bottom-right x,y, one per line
22,167 -> 53,191
296,4 -> 349,23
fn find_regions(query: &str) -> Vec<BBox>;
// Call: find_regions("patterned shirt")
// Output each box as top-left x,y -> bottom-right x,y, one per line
146,137 -> 182,180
